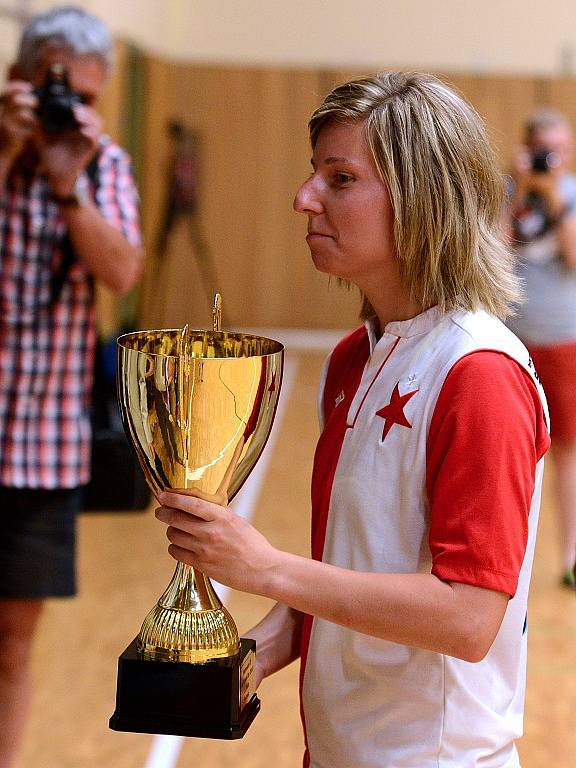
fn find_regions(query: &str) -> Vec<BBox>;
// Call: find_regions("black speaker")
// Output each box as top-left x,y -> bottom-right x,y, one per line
82,333 -> 150,513
83,427 -> 150,512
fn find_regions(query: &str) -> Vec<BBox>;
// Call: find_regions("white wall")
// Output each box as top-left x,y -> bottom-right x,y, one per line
2,0 -> 572,76
2,0 -> 576,74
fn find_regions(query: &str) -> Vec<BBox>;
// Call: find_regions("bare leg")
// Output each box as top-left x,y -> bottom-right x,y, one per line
550,438 -> 576,578
0,599 -> 44,768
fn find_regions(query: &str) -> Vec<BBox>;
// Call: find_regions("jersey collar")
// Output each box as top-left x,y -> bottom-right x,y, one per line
364,306 -> 446,352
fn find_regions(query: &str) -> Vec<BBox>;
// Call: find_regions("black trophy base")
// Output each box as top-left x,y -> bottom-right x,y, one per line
109,637 -> 260,739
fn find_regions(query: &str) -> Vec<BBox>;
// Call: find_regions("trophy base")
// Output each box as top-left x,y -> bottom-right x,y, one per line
109,637 -> 260,739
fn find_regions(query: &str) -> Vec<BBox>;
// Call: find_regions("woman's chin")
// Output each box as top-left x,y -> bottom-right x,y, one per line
310,253 -> 346,280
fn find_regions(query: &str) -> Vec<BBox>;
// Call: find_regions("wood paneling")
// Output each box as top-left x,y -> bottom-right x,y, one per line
94,40 -> 133,336
94,50 -> 576,332
136,62 -> 362,332
441,74 -> 543,165
131,62 -> 576,331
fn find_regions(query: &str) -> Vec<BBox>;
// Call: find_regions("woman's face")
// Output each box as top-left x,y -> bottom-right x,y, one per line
293,120 -> 398,294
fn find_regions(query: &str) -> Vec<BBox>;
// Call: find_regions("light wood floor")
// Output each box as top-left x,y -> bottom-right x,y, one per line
15,351 -> 575,768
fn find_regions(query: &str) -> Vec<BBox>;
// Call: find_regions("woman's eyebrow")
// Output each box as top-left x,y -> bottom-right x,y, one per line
310,155 -> 351,167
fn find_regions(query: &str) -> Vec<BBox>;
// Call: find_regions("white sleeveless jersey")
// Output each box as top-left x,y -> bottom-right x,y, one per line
301,308 -> 548,768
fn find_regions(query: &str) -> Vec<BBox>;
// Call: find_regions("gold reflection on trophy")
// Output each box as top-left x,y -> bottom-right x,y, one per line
117,296 -> 284,663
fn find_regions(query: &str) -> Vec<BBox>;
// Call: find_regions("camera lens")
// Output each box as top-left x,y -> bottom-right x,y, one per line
35,64 -> 80,133
532,149 -> 559,173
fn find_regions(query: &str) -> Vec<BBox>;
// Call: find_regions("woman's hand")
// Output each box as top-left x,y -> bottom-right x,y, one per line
254,658 -> 266,690
155,490 -> 281,595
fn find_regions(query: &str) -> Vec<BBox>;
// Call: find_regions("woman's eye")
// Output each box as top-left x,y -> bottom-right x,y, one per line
333,172 -> 353,185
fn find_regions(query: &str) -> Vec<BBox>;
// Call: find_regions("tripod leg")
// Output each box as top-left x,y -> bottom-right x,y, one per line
188,215 -> 228,325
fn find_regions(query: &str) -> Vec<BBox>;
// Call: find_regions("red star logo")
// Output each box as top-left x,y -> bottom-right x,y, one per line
376,383 -> 418,441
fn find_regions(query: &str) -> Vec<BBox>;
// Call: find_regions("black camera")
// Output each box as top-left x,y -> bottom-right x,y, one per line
531,148 -> 560,173
34,63 -> 82,133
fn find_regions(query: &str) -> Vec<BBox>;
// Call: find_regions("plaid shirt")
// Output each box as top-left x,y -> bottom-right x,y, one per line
0,136 -> 141,489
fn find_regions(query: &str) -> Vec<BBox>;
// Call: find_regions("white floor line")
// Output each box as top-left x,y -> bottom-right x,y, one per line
144,356 -> 298,768
143,735 -> 183,768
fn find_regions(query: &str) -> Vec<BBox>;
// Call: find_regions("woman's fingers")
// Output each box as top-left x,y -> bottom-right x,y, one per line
155,503 -> 203,532
167,543 -> 197,567
159,489 -> 223,521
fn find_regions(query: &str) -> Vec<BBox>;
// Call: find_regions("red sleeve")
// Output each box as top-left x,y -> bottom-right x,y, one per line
426,351 -> 550,597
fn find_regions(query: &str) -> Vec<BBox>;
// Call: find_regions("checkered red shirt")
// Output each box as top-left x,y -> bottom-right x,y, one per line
0,137 -> 141,488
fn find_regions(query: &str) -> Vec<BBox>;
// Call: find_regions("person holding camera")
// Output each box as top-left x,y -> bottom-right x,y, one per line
0,6 -> 142,766
506,108 -> 576,590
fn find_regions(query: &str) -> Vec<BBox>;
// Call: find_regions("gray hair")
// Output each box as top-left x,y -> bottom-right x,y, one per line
524,107 -> 570,143
17,6 -> 113,78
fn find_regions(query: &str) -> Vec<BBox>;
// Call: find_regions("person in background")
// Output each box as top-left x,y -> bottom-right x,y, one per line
0,7 -> 142,766
155,72 -> 550,767
506,107 -> 576,589
154,120 -> 221,318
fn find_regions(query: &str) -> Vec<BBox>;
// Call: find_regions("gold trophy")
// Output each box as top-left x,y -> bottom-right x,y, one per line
109,295 -> 284,738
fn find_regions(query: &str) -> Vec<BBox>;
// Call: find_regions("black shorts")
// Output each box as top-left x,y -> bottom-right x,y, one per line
0,486 -> 82,598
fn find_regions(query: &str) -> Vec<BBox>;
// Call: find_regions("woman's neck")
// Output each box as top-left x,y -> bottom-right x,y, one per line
370,296 -> 426,335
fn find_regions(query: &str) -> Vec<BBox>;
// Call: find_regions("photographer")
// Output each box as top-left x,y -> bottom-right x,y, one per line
0,7 -> 142,766
506,108 -> 576,590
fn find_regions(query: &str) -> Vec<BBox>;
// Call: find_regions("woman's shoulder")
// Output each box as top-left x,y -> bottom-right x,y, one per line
327,325 -> 371,374
332,324 -> 368,354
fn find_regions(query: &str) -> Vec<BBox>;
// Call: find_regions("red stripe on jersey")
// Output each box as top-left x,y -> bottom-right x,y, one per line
299,327 -> 370,766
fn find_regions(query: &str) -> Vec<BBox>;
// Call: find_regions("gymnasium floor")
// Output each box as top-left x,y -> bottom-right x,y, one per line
15,340 -> 575,768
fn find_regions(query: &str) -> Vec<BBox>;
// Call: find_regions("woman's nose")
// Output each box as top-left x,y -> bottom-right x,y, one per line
293,176 -> 322,214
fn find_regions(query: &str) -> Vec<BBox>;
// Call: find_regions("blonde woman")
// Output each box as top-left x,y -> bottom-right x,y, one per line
156,73 -> 550,768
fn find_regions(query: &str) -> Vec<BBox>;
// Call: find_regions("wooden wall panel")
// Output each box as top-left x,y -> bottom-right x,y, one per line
251,68 -> 361,329
138,64 -> 362,331
98,40 -> 132,145
445,74 -> 543,166
135,56 -> 175,329
94,40 -> 130,336
129,60 -> 576,331
548,77 -> 576,159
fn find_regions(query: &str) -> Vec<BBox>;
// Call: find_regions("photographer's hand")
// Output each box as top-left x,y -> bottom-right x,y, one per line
0,81 -> 38,182
510,144 -> 567,217
38,103 -> 142,295
38,103 -> 102,195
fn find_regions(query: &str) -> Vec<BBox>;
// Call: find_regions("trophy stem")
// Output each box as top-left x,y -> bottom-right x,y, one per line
158,561 -> 220,612
137,562 -> 241,663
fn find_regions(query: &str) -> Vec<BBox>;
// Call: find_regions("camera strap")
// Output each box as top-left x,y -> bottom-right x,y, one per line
50,152 -> 100,306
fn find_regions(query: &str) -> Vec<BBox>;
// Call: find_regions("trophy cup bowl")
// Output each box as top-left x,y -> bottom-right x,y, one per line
109,327 -> 284,739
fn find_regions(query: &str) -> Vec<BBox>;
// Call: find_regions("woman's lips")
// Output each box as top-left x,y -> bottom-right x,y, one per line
306,232 -> 332,241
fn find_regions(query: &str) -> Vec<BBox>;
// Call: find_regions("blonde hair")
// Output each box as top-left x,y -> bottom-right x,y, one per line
309,72 -> 521,320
